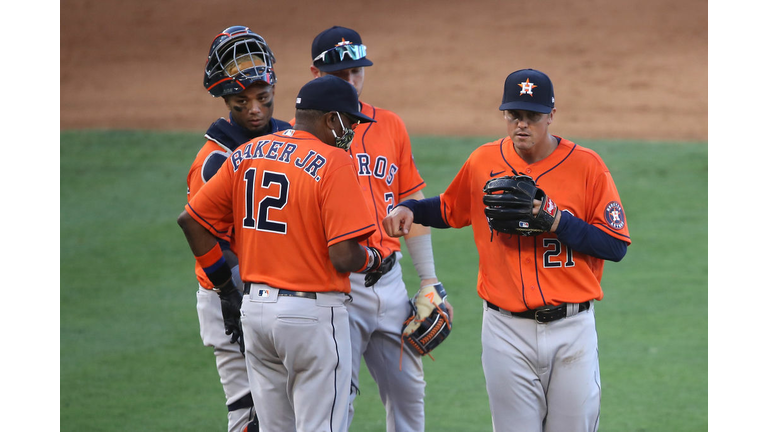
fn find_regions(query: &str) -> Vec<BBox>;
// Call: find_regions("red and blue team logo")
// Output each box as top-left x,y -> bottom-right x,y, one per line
604,201 -> 625,230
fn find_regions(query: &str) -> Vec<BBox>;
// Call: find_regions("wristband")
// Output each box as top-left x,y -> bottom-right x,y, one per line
195,243 -> 232,287
356,246 -> 382,273
397,197 -> 450,229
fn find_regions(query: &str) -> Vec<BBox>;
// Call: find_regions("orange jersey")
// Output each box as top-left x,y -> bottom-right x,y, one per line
288,102 -> 424,256
439,136 -> 631,312
187,137 -> 237,288
349,102 -> 425,255
187,117 -> 291,288
186,129 -> 376,293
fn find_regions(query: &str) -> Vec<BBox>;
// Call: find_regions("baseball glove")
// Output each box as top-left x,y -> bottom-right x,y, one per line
217,279 -> 245,354
482,175 -> 558,236
401,283 -> 452,357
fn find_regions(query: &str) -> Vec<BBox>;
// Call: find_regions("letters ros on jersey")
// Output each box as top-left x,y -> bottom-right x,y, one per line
604,201 -> 625,230
355,153 -> 399,186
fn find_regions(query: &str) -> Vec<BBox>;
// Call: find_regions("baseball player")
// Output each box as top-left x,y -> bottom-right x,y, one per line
179,75 -> 391,432
383,69 -> 631,432
186,26 -> 291,432
308,26 -> 453,431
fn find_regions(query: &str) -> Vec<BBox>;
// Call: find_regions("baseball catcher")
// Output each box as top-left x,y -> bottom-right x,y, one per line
401,283 -> 452,358
483,175 -> 558,236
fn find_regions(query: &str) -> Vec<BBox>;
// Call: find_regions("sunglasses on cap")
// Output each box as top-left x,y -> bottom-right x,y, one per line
314,44 -> 368,65
334,112 -> 361,130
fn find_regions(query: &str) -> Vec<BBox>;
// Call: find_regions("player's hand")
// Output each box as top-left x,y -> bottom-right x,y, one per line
532,199 -> 561,231
383,206 -> 414,237
364,252 -> 397,287
217,280 -> 245,354
532,199 -> 542,216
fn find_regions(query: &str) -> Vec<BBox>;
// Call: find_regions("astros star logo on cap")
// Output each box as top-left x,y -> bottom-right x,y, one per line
518,78 -> 537,96
335,37 -> 351,47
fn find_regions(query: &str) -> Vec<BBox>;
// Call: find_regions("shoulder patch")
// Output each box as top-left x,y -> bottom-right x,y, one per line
604,201 -> 626,230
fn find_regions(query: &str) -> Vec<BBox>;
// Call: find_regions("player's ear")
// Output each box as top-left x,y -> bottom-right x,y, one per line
310,65 -> 323,78
547,108 -> 556,125
323,111 -> 336,129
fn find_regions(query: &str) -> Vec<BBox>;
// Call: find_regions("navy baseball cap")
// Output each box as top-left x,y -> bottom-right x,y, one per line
295,75 -> 376,123
499,69 -> 555,114
311,26 -> 373,73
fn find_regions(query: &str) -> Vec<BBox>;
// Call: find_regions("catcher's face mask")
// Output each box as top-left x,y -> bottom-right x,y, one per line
204,26 -> 277,97
331,112 -> 359,150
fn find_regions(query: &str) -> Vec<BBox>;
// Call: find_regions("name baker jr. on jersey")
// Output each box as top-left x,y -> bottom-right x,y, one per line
230,131 -> 401,187
230,132 -> 329,181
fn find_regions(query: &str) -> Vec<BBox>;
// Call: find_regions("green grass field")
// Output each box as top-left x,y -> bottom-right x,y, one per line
60,130 -> 707,431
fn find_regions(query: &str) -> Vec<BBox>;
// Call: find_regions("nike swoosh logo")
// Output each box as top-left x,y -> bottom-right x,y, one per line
489,170 -> 505,177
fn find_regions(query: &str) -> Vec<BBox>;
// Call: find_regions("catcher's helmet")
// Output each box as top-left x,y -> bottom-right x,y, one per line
204,26 -> 276,97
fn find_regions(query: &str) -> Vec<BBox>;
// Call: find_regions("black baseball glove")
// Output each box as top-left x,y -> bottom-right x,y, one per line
401,283 -> 452,357
217,279 -> 245,354
482,175 -> 558,236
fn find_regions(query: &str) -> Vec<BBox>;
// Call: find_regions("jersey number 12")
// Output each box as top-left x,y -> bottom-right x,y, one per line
242,168 -> 289,234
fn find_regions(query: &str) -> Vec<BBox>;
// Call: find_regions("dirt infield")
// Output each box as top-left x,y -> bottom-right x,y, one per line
61,0 -> 707,142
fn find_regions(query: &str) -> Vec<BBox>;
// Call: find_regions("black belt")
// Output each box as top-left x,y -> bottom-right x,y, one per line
486,300 -> 590,323
244,283 -> 317,299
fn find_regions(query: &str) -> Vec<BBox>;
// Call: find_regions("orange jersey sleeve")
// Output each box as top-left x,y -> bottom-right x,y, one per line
347,102 -> 425,256
186,139 -> 236,288
439,136 -> 630,312
186,129 -> 376,293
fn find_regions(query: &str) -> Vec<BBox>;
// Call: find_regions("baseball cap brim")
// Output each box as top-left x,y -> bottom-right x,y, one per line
316,58 -> 373,73
296,75 -> 377,123
498,101 -> 553,114
345,110 -> 375,124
